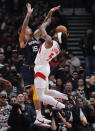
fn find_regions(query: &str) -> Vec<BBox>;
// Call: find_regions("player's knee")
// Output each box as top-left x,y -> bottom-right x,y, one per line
45,88 -> 49,94
35,88 -> 44,101
36,93 -> 45,102
37,94 -> 44,101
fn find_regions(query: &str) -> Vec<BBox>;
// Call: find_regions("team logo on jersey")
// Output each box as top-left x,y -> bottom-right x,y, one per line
52,48 -> 59,55
28,41 -> 39,46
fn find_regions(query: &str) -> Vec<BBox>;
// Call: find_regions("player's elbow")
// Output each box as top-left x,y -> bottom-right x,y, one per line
19,41 -> 25,48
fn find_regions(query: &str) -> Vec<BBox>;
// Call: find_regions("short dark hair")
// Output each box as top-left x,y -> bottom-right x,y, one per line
90,95 -> 95,99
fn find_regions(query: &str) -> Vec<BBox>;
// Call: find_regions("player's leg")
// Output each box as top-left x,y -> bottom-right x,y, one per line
31,84 -> 51,126
31,84 -> 42,117
34,77 -> 66,109
45,78 -> 68,100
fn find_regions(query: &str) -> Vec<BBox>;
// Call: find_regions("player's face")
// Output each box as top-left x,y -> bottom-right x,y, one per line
53,33 -> 59,43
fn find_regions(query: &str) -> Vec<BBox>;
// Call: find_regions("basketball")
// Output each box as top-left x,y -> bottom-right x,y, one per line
56,25 -> 68,36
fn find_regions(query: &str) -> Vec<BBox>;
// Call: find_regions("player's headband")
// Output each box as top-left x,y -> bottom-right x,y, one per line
57,32 -> 62,44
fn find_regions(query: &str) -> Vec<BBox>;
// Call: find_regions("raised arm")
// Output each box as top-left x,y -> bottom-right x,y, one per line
19,3 -> 33,48
33,29 -> 41,40
0,78 -> 12,88
43,5 -> 61,24
39,6 -> 61,48
34,6 -> 61,41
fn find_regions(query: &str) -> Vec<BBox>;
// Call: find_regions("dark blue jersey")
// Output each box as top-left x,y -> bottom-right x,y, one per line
23,37 -> 39,65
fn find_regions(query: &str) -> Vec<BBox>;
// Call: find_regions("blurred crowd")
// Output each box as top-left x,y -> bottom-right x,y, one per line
0,0 -> 95,131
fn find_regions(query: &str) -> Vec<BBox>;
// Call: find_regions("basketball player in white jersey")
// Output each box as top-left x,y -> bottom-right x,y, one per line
19,3 -> 56,128
34,5 -> 69,121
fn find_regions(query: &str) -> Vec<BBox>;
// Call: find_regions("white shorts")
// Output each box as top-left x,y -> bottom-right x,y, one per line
34,63 -> 50,77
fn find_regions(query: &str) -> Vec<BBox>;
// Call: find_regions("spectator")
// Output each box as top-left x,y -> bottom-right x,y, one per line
56,78 -> 64,93
66,53 -> 81,74
10,95 -> 17,105
78,66 -> 86,80
7,103 -> 31,131
0,90 -> 11,131
84,75 -> 93,99
50,57 -> 60,70
87,95 -> 95,131
64,81 -> 76,95
70,71 -> 79,91
49,74 -> 56,90
80,29 -> 95,75
77,79 -> 86,97
52,54 -> 67,80
16,93 -> 36,130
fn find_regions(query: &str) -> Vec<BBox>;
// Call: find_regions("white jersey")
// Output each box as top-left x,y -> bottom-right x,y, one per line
35,40 -> 60,65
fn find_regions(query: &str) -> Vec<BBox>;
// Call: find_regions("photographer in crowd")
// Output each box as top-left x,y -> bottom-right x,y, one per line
7,103 -> 31,131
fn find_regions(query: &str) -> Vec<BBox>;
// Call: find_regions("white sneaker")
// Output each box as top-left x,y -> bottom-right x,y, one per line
34,119 -> 51,128
42,117 -> 51,123
63,94 -> 68,100
36,115 -> 51,124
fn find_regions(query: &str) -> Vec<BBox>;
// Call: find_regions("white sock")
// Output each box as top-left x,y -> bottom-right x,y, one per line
46,89 -> 66,99
36,88 -> 65,109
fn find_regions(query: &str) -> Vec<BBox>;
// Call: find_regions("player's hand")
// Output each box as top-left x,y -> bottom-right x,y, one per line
5,81 -> 12,88
49,5 -> 61,15
26,3 -> 33,15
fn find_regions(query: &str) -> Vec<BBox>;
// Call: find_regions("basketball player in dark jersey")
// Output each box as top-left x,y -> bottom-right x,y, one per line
19,3 -> 51,128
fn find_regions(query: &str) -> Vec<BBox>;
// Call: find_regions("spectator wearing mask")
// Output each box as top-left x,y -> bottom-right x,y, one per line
9,95 -> 17,105
66,53 -> 81,74
77,79 -> 86,97
85,75 -> 94,99
63,65 -> 71,84
70,71 -> 79,91
78,66 -> 86,80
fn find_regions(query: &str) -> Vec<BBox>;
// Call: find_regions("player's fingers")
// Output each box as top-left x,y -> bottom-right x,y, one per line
26,3 -> 31,8
31,8 -> 34,12
55,5 -> 61,10
26,3 -> 29,7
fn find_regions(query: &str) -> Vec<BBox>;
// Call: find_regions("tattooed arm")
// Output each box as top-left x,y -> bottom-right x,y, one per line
33,6 -> 60,40
19,3 -> 33,48
43,5 -> 61,25
39,6 -> 61,48
0,78 -> 12,88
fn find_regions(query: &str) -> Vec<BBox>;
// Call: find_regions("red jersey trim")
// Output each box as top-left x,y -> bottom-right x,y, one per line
39,45 -> 42,54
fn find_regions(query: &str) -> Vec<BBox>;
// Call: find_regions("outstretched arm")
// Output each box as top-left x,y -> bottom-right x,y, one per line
43,5 -> 61,24
19,3 -> 33,48
33,29 -> 41,40
39,6 -> 61,48
0,78 -> 12,88
34,6 -> 60,41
